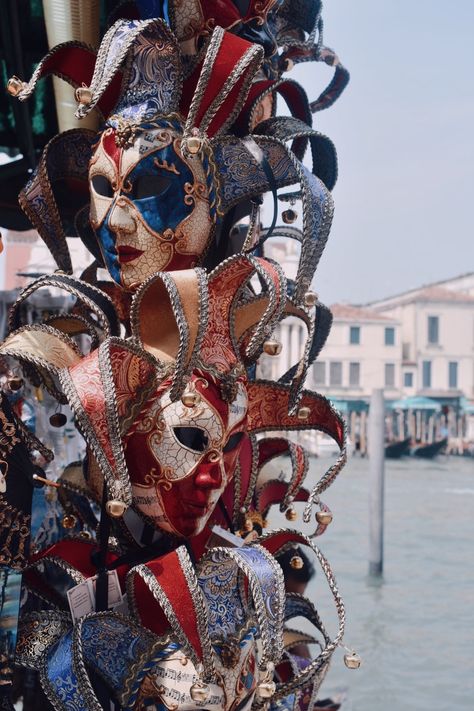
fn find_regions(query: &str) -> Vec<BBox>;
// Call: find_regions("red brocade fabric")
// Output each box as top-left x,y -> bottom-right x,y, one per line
133,550 -> 205,660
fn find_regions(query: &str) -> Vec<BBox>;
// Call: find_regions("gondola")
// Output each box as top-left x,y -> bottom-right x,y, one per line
411,438 -> 448,458
385,437 -> 411,459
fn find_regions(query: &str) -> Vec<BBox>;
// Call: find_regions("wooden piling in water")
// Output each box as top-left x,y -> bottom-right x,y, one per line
369,388 -> 385,577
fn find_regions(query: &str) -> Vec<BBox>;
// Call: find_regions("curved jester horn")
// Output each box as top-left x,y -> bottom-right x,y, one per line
61,339 -> 159,507
246,381 -> 347,520
7,42 -> 97,102
212,134 -> 334,304
75,18 -> 182,121
182,26 -> 264,143
130,268 -> 209,401
200,254 -> 286,374
254,115 -> 338,190
19,129 -> 96,273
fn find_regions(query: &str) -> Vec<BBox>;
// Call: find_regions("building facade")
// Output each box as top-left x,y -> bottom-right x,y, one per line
368,284 -> 474,402
260,239 -> 474,408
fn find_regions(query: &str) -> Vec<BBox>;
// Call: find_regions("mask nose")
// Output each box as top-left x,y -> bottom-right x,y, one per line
194,450 -> 223,490
108,197 -> 136,235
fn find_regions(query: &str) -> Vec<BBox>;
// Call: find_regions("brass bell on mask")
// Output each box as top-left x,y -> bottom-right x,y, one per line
50,412 -> 67,428
297,406 -> 310,421
8,377 -> 23,391
190,681 -> 210,702
290,555 -> 304,570
106,500 -> 127,518
285,506 -> 297,521
282,208 -> 297,224
62,514 -> 77,530
256,680 -> 276,699
75,86 -> 93,105
316,510 -> 333,526
344,652 -> 361,669
304,291 -> 318,307
263,339 -> 282,356
181,391 -> 201,407
7,76 -> 27,97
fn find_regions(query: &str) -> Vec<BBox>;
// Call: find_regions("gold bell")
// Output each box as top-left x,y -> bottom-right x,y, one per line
190,682 -> 210,702
263,339 -> 282,356
62,514 -> 77,530
285,506 -> 297,521
185,136 -> 202,155
316,510 -> 333,526
105,500 -> 127,518
290,555 -> 304,570
8,377 -> 23,391
282,208 -> 297,224
297,406 -> 310,421
256,680 -> 276,699
7,76 -> 27,97
284,58 -> 294,72
75,86 -> 93,105
50,412 -> 67,428
344,652 -> 361,669
304,291 -> 318,307
181,391 -> 201,408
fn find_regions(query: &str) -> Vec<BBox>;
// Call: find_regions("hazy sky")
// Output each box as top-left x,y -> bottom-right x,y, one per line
293,0 -> 474,305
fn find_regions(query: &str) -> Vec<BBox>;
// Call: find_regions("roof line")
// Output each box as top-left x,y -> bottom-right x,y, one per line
362,271 -> 474,307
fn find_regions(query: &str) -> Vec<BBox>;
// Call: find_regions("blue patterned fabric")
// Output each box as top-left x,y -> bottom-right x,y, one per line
80,615 -> 162,709
231,546 -> 283,650
112,20 -> 180,123
45,630 -> 87,710
199,550 -> 246,638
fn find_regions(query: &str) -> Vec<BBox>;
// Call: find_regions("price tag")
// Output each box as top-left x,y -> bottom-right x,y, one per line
67,570 -> 123,621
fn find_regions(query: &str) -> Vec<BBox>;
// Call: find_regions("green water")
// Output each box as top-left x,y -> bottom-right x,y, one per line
274,455 -> 474,710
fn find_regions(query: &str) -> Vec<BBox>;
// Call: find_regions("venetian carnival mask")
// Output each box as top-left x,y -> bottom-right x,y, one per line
89,119 -> 215,289
125,372 -> 248,537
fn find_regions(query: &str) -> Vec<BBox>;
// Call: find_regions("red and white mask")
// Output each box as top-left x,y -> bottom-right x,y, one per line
124,372 -> 248,537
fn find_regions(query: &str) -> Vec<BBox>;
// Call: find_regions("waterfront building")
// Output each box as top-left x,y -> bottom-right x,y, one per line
368,276 -> 474,405
306,304 -> 401,400
260,241 -> 473,452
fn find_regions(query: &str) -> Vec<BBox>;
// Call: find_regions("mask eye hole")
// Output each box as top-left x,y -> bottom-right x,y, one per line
132,175 -> 172,200
91,174 -> 114,198
173,426 -> 209,452
223,432 -> 244,453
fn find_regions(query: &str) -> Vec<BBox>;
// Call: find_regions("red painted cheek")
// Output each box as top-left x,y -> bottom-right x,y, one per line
159,458 -> 226,537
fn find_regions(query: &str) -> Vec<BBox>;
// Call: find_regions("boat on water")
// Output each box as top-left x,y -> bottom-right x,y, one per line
411,438 -> 448,458
385,437 -> 411,459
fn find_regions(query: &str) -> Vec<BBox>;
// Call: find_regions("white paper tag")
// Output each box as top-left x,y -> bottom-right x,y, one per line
206,525 -> 244,549
67,570 -> 123,621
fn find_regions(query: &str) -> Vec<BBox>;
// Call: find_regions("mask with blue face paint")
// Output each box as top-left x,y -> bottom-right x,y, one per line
89,118 -> 215,289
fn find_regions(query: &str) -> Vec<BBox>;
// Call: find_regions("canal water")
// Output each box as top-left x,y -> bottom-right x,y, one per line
274,455 -> 474,710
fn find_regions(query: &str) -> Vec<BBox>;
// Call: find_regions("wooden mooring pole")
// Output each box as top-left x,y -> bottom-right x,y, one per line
369,388 -> 385,577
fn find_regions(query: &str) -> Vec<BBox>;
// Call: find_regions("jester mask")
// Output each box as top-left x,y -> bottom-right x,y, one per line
124,369 -> 248,537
